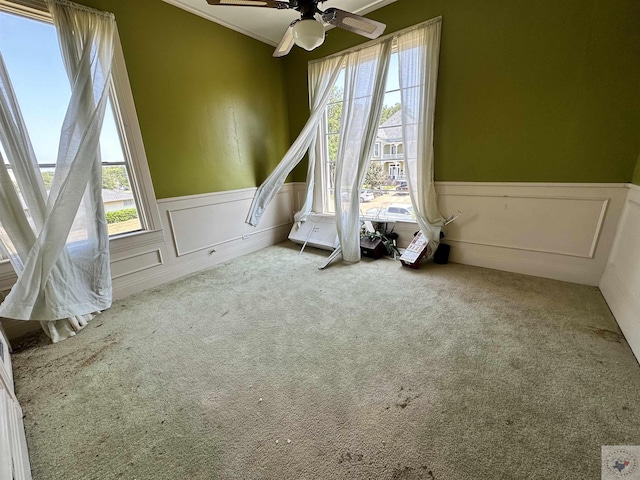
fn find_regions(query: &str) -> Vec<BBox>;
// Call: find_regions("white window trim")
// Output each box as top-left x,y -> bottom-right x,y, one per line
0,0 -> 46,18
0,1 -> 163,277
109,26 -> 162,236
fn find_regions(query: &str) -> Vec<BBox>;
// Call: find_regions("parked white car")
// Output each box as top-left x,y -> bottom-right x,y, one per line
359,190 -> 374,202
364,204 -> 414,221
341,190 -> 375,202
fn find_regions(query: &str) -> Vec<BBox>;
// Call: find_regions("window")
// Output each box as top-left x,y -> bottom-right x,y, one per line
0,1 -> 157,262
319,47 -> 413,219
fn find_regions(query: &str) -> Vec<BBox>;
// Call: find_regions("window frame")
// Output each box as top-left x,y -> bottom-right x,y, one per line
0,0 -> 162,272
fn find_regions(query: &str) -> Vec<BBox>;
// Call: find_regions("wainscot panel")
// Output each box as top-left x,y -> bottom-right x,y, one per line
292,182 -> 627,286
433,183 -> 627,286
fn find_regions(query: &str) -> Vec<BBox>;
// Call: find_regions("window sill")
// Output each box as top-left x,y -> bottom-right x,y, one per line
311,211 -> 418,226
109,228 -> 165,255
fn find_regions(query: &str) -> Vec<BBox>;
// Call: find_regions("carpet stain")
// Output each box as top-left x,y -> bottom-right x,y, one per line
395,386 -> 422,409
587,326 -> 624,343
338,450 -> 364,464
11,332 -> 49,353
508,358 -> 523,370
79,341 -> 117,368
391,465 -> 435,479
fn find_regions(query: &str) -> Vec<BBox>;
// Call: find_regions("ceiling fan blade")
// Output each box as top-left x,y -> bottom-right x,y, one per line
273,23 -> 295,57
206,0 -> 290,9
322,8 -> 386,39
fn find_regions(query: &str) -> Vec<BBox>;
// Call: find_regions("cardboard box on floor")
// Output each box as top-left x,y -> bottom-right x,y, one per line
399,231 -> 432,268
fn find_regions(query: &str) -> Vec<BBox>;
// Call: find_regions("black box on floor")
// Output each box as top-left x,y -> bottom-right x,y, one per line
434,243 -> 450,264
360,237 -> 385,259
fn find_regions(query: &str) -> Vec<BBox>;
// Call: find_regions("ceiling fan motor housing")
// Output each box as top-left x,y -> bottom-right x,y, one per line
205,0 -> 386,56
296,0 -> 319,19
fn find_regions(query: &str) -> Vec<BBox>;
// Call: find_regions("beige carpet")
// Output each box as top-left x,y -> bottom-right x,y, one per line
11,242 -> 640,479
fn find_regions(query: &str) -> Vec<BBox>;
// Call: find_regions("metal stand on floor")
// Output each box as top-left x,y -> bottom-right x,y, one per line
318,246 -> 342,270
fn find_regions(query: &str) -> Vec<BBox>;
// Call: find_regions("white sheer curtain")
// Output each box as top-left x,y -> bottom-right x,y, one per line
246,55 -> 345,227
0,0 -> 116,343
397,18 -> 445,255
333,40 -> 392,262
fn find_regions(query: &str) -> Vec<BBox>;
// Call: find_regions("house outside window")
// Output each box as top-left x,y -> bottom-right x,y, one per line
318,48 -> 412,220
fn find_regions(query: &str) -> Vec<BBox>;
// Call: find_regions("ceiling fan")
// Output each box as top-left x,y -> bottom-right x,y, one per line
205,0 -> 386,57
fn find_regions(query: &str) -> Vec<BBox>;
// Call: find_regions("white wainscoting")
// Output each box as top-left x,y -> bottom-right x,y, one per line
432,182 -> 628,286
0,181 -> 631,340
600,184 -> 640,362
293,182 -> 627,286
108,184 -> 295,300
1,184 -> 296,340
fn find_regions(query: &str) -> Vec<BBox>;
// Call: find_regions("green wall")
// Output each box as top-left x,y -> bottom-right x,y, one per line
76,0 -> 290,199
284,0 -> 640,183
633,153 -> 640,185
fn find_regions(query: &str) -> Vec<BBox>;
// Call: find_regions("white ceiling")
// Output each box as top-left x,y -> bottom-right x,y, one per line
162,0 -> 396,47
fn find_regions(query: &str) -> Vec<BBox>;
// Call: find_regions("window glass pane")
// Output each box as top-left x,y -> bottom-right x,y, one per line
322,73 -> 344,214
321,51 -> 413,219
326,103 -> 342,134
0,9 -> 142,253
102,165 -> 141,235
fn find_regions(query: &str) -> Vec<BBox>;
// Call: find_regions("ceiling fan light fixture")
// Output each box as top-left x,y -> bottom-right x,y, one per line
292,19 -> 325,51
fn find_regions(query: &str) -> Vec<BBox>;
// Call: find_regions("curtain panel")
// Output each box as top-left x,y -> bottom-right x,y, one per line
0,0 -> 115,342
332,40 -> 392,262
246,55 -> 345,227
397,18 -> 445,254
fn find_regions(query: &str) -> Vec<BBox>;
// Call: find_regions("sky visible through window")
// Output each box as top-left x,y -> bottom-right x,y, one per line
0,9 -> 142,242
332,52 -> 401,111
0,10 -> 124,165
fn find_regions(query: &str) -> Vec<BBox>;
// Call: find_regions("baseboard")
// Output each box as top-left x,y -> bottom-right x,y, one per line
447,242 -> 604,285
1,319 -> 41,343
